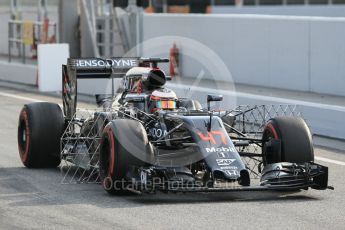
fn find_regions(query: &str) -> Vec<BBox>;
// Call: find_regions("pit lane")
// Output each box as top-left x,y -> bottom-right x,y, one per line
0,87 -> 344,230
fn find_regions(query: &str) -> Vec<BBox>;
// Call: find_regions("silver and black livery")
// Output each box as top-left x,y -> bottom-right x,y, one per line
17,57 -> 332,195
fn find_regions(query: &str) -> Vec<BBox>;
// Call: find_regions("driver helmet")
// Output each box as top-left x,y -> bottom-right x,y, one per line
149,88 -> 177,113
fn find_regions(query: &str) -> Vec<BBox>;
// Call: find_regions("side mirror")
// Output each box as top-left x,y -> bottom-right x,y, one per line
207,94 -> 223,102
207,94 -> 223,111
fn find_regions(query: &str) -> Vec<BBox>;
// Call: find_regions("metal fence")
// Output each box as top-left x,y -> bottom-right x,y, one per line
8,19 -> 57,63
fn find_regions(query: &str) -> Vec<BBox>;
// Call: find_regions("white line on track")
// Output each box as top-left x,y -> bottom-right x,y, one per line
315,156 -> 345,166
168,83 -> 345,112
0,91 -> 43,102
1,89 -> 345,166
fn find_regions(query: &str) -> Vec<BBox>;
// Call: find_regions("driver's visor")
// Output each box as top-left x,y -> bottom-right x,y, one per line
156,100 -> 176,109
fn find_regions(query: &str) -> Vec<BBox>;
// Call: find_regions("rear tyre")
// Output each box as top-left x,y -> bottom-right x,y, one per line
99,119 -> 153,195
262,117 -> 314,165
17,102 -> 64,168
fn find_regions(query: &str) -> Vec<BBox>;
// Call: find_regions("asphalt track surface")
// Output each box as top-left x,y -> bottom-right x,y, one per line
0,87 -> 344,230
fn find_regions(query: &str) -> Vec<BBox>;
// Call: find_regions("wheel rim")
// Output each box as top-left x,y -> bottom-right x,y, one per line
101,137 -> 111,177
18,111 -> 30,163
100,129 -> 116,190
262,122 -> 280,165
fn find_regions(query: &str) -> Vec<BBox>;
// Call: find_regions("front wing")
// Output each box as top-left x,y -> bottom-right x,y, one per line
126,162 -> 332,193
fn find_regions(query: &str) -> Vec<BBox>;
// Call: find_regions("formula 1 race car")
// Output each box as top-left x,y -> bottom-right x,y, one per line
17,57 -> 331,194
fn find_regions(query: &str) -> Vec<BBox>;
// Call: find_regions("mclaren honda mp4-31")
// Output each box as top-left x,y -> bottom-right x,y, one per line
17,57 -> 332,194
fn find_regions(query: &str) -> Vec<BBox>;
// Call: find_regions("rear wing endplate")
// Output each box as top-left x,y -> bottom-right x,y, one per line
62,57 -> 140,119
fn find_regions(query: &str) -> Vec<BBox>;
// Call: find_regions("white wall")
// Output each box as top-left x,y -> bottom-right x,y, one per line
310,19 -> 345,96
0,61 -> 37,85
38,44 -> 69,92
142,14 -> 345,96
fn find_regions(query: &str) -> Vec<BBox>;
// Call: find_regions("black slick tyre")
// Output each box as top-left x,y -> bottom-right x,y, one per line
262,117 -> 314,165
17,102 -> 64,168
99,119 -> 153,195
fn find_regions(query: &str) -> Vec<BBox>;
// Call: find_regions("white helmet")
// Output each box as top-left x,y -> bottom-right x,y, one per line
149,88 -> 177,112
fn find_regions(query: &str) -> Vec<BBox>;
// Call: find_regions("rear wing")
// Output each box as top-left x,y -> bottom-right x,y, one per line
62,57 -> 169,119
66,57 -> 140,79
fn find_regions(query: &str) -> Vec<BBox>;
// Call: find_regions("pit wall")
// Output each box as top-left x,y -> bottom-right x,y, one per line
142,14 -> 345,97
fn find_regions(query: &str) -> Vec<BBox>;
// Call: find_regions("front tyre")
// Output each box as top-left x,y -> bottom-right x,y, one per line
99,119 -> 153,195
262,117 -> 314,165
